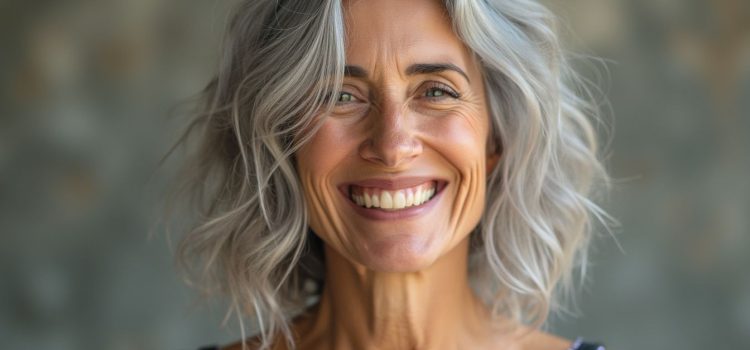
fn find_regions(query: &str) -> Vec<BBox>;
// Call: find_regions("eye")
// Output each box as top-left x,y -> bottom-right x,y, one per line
422,82 -> 460,100
425,89 -> 445,98
337,92 -> 358,103
330,89 -> 368,118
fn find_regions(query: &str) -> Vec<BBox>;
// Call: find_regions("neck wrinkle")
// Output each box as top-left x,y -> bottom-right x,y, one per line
307,238 -> 488,349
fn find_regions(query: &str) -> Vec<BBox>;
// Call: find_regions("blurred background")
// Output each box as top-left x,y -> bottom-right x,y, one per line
1,0 -> 748,349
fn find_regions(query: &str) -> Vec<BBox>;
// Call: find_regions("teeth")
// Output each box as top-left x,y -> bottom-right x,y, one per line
415,188 -> 423,206
381,192 -> 393,209
394,191 -> 406,209
350,182 -> 437,210
424,188 -> 433,203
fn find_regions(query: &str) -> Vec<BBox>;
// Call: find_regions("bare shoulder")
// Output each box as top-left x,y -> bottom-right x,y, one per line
486,321 -> 574,350
221,310 -> 317,350
514,328 -> 573,350
221,342 -> 244,350
221,336 -> 262,350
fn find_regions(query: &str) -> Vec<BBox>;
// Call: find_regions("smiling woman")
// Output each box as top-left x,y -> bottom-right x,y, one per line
176,0 -> 611,349
296,2 -> 495,274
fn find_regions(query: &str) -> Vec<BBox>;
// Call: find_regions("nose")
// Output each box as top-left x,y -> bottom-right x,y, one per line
358,102 -> 422,168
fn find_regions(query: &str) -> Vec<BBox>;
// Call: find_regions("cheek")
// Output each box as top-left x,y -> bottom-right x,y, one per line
422,113 -> 489,172
297,119 -> 361,178
422,114 -> 490,236
295,120 -> 359,240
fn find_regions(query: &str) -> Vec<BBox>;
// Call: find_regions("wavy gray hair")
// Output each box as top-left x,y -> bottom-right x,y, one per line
176,0 -> 613,348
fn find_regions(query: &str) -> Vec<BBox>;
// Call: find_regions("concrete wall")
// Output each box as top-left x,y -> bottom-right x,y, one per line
2,0 -> 748,348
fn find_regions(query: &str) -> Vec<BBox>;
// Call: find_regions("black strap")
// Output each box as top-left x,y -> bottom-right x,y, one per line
574,341 -> 605,350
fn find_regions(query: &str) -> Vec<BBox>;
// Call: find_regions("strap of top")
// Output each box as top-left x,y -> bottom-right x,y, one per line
569,337 -> 605,350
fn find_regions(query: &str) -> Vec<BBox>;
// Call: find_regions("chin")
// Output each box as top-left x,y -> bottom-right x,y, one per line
355,233 -> 444,272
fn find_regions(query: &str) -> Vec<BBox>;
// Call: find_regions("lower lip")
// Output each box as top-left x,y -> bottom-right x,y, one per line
343,187 -> 444,220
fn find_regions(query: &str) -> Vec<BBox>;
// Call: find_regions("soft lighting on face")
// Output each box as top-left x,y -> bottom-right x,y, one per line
296,0 -> 496,272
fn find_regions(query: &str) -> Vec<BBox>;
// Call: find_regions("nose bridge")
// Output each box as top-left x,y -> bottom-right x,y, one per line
361,95 -> 421,167
377,96 -> 405,137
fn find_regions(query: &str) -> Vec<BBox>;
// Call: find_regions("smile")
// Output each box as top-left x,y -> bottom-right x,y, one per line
350,181 -> 437,210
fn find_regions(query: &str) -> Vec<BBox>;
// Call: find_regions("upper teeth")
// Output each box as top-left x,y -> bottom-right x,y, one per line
351,183 -> 436,210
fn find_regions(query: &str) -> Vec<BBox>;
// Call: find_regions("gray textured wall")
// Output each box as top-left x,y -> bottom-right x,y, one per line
2,0 -> 748,349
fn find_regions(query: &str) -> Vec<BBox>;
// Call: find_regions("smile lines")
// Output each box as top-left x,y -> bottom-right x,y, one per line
350,182 -> 437,210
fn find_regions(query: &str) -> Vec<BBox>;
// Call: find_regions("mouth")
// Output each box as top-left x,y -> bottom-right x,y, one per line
340,178 -> 447,212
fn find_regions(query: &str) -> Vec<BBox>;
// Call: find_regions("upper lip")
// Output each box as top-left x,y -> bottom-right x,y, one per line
341,177 -> 445,191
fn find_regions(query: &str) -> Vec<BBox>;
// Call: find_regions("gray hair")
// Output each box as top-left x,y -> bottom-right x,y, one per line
176,0 -> 613,348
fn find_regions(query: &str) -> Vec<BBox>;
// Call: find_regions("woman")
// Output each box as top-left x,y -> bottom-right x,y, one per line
179,0 -> 611,349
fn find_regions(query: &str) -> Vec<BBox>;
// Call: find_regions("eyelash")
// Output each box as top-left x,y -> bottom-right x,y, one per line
337,92 -> 357,103
333,81 -> 460,105
421,82 -> 460,100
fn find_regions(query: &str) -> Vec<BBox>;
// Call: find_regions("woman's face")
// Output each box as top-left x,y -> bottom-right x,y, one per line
297,0 -> 498,272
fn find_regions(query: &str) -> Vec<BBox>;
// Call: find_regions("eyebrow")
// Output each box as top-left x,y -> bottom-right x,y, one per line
344,63 -> 471,83
344,65 -> 368,78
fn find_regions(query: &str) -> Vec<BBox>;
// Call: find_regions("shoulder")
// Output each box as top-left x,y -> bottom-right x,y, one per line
220,336 -> 263,350
520,332 -> 573,350
219,310 -> 317,350
218,331 -> 574,350
220,342 -> 252,350
503,326 -> 575,350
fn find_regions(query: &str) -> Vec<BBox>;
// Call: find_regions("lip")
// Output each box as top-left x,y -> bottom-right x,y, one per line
338,177 -> 448,220
343,177 -> 444,191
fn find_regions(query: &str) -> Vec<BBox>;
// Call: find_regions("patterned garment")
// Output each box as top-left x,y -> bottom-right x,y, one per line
569,337 -> 606,350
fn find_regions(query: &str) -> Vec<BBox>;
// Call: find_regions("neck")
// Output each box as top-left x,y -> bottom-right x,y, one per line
299,238 -> 493,349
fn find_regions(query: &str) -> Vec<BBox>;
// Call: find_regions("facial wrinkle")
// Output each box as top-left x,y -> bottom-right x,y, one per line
314,237 -> 481,349
295,0 -> 501,348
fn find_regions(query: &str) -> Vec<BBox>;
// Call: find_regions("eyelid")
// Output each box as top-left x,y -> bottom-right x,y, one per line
421,81 -> 461,99
332,86 -> 371,115
337,88 -> 365,104
337,92 -> 357,103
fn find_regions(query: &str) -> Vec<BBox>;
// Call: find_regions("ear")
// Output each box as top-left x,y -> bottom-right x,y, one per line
485,129 -> 502,174
486,151 -> 501,174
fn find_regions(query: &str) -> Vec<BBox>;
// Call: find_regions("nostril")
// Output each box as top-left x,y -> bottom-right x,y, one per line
359,133 -> 422,167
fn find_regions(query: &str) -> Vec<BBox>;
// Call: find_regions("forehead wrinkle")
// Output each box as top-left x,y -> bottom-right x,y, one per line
342,0 -> 483,107
342,0 -> 456,70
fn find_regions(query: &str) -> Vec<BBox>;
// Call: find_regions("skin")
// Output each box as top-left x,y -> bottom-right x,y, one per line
228,0 -> 572,349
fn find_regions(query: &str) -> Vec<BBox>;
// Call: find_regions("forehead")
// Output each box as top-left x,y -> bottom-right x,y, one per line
342,0 -> 472,69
